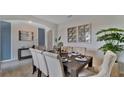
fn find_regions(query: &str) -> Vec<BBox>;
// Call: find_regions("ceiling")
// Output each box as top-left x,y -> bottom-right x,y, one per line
33,15 -> 77,24
33,15 -> 122,24
0,15 -> 124,25
0,15 -> 75,24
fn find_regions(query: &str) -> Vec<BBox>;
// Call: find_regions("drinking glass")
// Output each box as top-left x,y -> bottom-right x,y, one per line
68,52 -> 72,62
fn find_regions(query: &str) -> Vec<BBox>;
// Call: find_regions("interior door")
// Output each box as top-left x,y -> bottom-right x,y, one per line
0,21 -> 11,61
0,21 -> 1,61
38,28 -> 45,46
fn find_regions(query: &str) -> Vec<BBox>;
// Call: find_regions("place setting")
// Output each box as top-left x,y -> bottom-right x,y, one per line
75,56 -> 88,64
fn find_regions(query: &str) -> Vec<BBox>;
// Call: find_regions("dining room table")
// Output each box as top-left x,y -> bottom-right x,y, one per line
61,52 -> 93,77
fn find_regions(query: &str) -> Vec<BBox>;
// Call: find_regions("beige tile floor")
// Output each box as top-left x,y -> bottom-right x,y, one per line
0,59 -> 123,77
0,63 -> 37,77
1,64 -> 123,77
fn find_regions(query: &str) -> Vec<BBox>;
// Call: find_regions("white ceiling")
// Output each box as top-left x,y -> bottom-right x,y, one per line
0,15 -> 75,24
33,15 -> 122,24
1,15 -> 124,25
33,15 -> 77,24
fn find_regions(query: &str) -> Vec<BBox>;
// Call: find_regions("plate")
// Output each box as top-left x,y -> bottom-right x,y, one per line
75,57 -> 87,61
71,53 -> 79,56
62,58 -> 68,63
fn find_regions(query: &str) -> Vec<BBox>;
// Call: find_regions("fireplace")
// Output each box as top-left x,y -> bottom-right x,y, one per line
18,48 -> 32,60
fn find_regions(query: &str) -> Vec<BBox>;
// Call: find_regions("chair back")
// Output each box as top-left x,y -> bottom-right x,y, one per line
43,52 -> 65,77
96,50 -> 117,77
35,49 -> 48,76
38,45 -> 46,51
29,48 -> 39,68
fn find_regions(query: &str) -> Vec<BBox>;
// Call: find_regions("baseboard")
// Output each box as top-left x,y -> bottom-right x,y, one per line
0,58 -> 18,63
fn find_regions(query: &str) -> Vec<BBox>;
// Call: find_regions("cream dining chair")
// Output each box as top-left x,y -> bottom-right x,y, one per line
43,52 -> 65,77
35,49 -> 49,77
78,50 -> 117,77
29,48 -> 39,74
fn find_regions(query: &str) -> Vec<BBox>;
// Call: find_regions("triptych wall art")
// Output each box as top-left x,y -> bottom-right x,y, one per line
67,24 -> 91,43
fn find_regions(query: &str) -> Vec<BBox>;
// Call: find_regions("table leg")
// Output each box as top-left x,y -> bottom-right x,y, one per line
88,57 -> 93,67
88,62 -> 92,67
64,65 -> 71,76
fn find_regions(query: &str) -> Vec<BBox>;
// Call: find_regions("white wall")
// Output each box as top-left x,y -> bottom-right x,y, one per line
10,21 -> 57,60
0,17 -> 57,62
11,22 -> 38,60
58,15 -> 124,66
47,30 -> 53,50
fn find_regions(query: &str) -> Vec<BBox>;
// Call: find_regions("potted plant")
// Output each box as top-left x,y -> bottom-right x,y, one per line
96,28 -> 124,76
54,36 -> 63,55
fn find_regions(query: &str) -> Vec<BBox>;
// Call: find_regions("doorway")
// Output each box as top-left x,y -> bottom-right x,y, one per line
0,21 -> 11,61
38,28 -> 45,47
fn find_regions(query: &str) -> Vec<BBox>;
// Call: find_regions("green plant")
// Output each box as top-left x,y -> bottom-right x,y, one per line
96,28 -> 124,53
55,36 -> 63,48
55,36 -> 61,43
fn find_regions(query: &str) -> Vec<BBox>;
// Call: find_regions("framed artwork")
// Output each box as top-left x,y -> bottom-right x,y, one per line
78,24 -> 91,43
67,27 -> 77,42
67,24 -> 91,43
19,30 -> 34,41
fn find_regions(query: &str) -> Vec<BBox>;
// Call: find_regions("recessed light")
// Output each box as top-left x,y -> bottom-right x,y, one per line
67,15 -> 72,18
28,20 -> 32,24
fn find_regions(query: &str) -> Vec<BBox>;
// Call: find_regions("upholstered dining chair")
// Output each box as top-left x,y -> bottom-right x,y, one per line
78,50 -> 117,77
29,48 -> 39,74
43,52 -> 65,77
35,49 -> 49,77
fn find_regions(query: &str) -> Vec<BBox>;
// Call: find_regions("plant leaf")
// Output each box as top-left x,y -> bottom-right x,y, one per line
97,33 -> 123,42
96,28 -> 124,35
55,38 -> 57,42
58,36 -> 61,41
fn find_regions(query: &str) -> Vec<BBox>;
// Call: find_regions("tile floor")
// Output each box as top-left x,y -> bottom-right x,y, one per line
0,59 -> 123,77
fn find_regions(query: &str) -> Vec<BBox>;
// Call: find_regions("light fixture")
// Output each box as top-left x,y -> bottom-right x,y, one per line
67,15 -> 72,18
28,20 -> 32,24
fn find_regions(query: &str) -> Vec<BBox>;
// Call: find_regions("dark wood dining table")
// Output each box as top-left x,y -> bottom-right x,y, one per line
61,52 -> 93,77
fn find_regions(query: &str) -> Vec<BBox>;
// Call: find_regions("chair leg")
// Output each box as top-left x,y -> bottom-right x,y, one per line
37,69 -> 42,77
32,65 -> 37,74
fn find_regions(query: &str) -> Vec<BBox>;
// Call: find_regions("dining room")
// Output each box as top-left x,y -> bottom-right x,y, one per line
1,1 -> 124,93
0,15 -> 124,77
